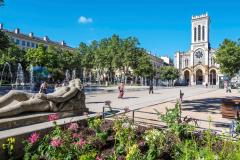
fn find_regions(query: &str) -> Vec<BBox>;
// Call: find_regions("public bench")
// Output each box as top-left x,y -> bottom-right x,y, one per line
221,98 -> 240,119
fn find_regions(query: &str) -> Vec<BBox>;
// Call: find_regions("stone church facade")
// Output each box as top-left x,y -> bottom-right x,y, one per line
174,13 -> 223,86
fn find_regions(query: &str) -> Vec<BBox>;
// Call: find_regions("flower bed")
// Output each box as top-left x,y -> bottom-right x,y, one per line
2,102 -> 240,160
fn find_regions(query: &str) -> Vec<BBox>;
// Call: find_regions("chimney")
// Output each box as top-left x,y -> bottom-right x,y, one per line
29,32 -> 34,38
61,40 -> 66,46
43,36 -> 49,41
0,23 -> 3,30
14,28 -> 20,34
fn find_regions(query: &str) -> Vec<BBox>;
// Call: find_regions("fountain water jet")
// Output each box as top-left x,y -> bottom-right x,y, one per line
14,63 -> 25,89
29,64 -> 34,92
0,62 -> 13,87
64,69 -> 71,85
72,69 -> 76,80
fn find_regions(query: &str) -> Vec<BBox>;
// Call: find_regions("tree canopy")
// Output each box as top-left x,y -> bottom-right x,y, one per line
0,30 -> 10,53
77,34 -> 154,83
158,66 -> 179,81
1,34 -> 156,84
215,39 -> 240,77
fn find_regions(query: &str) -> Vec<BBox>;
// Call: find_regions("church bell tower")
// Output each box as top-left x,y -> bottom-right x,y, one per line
191,13 -> 210,51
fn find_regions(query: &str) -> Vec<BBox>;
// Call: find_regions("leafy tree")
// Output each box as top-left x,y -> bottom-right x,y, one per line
134,50 -> 154,78
25,44 -> 49,67
25,44 -> 67,81
215,39 -> 240,78
75,34 -> 157,85
159,66 -> 179,86
0,30 -> 10,52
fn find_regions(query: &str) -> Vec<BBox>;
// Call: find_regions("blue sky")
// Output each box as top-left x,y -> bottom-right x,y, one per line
1,0 -> 240,58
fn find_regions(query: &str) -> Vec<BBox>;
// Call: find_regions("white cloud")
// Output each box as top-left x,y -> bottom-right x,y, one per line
78,16 -> 93,24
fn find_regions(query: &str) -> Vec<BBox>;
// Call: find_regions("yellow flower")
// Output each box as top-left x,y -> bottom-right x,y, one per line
7,137 -> 15,144
2,144 -> 6,150
10,145 -> 13,151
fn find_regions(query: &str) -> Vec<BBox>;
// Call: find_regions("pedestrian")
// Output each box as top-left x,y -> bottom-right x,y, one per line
180,90 -> 184,102
205,83 -> 208,88
227,85 -> 232,93
225,82 -> 232,93
39,81 -> 48,94
118,82 -> 125,98
149,83 -> 154,94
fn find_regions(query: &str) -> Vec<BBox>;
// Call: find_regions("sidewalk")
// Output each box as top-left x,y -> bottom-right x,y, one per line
135,89 -> 239,133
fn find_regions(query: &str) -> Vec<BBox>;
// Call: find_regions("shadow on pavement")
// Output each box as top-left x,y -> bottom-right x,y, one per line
123,97 -> 139,99
181,98 -> 223,114
86,101 -> 105,104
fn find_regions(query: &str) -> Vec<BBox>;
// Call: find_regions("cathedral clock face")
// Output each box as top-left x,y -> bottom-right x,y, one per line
195,50 -> 203,58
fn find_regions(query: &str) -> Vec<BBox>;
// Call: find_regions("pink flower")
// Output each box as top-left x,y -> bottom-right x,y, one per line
50,138 -> 61,147
28,132 -> 40,144
48,114 -> 59,121
96,156 -> 103,160
73,138 -> 85,148
72,133 -> 81,139
68,123 -> 79,132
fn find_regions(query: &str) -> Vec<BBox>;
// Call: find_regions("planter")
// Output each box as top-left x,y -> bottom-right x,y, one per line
221,98 -> 240,119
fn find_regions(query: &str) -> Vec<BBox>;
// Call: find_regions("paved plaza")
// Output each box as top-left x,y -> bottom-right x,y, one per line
86,86 -> 239,132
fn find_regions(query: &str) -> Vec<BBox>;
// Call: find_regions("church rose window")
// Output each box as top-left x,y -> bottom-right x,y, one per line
195,50 -> 203,59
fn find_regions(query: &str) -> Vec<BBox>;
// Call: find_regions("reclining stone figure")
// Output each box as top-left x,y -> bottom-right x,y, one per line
0,79 -> 88,118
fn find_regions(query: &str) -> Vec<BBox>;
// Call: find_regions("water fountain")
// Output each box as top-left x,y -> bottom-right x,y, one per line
72,69 -> 76,80
29,64 -> 34,92
141,77 -> 144,86
14,63 -> 25,89
64,69 -> 71,85
0,62 -> 13,87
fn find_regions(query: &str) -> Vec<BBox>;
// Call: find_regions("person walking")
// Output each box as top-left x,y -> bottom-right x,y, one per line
149,83 -> 154,94
118,82 -> 125,98
180,90 -> 184,102
39,81 -> 48,94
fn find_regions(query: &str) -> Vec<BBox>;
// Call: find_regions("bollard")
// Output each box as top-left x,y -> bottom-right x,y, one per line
102,107 -> 105,119
132,110 -> 135,123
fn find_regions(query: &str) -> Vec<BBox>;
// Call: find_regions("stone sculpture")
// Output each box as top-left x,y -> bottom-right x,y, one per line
0,79 -> 88,118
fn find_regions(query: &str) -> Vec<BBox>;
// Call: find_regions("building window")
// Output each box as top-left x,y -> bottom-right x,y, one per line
211,57 -> 215,65
16,39 -> 20,45
22,40 -> 26,46
194,27 -> 197,42
198,25 -> 201,41
202,26 -> 205,41
31,42 -> 35,48
27,41 -> 30,47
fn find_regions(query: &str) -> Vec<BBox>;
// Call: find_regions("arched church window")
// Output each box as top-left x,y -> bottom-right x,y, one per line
194,27 -> 197,42
198,25 -> 201,41
202,26 -> 205,41
186,59 -> 189,66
